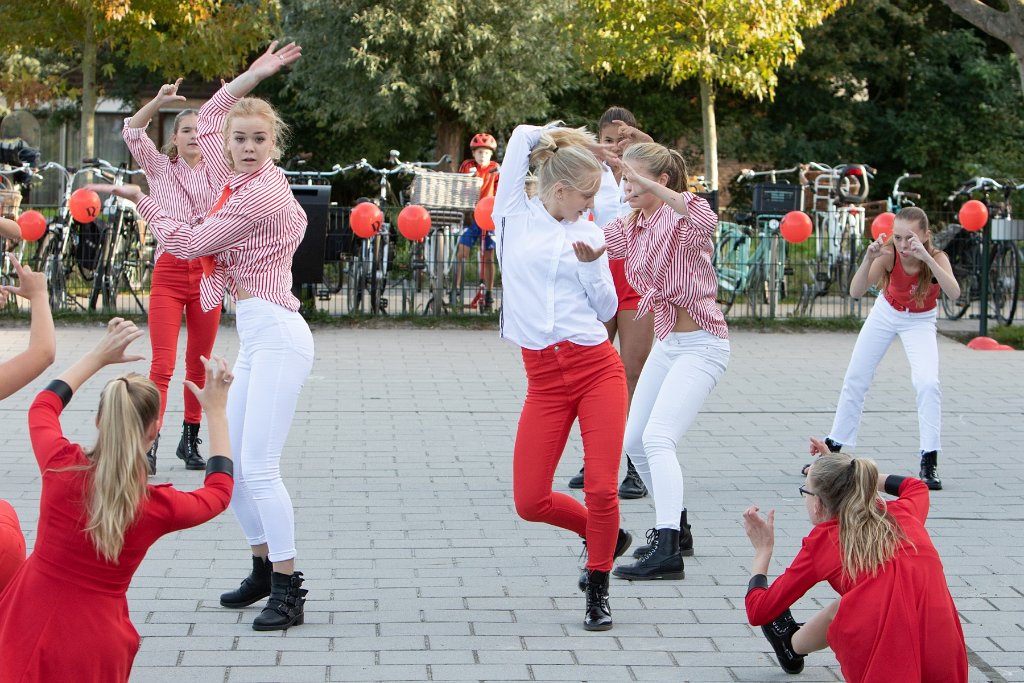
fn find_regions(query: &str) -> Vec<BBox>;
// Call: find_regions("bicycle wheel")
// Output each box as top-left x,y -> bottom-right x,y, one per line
717,275 -> 739,316
990,243 -> 1019,325
747,264 -> 768,319
765,234 -> 782,318
88,221 -> 115,312
940,262 -> 973,320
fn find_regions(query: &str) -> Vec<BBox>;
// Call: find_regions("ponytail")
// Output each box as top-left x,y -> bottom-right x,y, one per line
810,454 -> 908,579
84,373 -> 160,562
529,123 -> 602,205
161,109 -> 199,161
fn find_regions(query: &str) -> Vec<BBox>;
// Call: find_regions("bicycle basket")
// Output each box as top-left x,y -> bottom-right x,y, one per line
0,176 -> 22,219
752,183 -> 801,214
408,170 -> 482,210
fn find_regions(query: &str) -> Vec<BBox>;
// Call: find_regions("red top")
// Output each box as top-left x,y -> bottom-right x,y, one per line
137,87 -> 307,313
745,478 -> 967,683
0,389 -> 233,683
459,158 -> 500,199
122,119 -> 216,263
603,198 -> 728,340
884,251 -> 940,313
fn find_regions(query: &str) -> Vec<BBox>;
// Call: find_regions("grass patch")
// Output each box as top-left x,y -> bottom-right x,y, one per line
725,316 -> 863,333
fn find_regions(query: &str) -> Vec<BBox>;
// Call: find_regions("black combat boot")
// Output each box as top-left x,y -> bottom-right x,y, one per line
568,467 -> 584,489
220,555 -> 273,608
617,458 -> 648,499
761,608 -> 806,674
176,421 -> 207,470
146,433 -> 159,476
919,450 -> 942,490
633,509 -> 693,558
583,569 -> 612,631
252,571 -> 307,631
613,527 -> 684,581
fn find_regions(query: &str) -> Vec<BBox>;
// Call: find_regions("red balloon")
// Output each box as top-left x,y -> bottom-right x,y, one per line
398,205 -> 431,241
967,336 -> 1000,351
959,199 -> 988,232
69,188 -> 101,224
474,196 -> 496,232
16,210 -> 47,241
350,202 -> 383,239
780,211 -> 812,244
870,212 -> 895,241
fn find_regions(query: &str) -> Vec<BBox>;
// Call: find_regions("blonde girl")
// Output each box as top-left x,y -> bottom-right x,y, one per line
819,207 -> 959,489
495,122 -> 631,631
743,439 -> 967,681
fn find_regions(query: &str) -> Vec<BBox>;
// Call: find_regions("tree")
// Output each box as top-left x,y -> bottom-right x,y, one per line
0,0 -> 279,160
938,0 -> 1024,93
283,0 -> 576,166
574,0 -> 847,190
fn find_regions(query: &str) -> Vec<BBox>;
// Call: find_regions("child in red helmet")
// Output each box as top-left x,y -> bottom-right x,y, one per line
456,133 -> 500,311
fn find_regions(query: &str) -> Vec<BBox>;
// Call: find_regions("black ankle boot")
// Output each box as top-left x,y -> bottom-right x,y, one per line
761,608 -> 805,674
220,555 -> 273,608
146,433 -> 159,476
634,510 -> 693,558
614,527 -> 684,580
568,467 -> 584,489
176,421 -> 207,470
578,529 -> 633,592
919,451 -> 942,490
253,571 -> 307,631
618,458 -> 648,499
583,569 -> 612,631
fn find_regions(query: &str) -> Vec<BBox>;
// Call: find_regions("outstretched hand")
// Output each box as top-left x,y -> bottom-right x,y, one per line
246,40 -> 302,80
92,318 -> 145,366
613,119 -> 653,153
184,354 -> 233,414
742,505 -> 776,554
0,253 -> 48,302
573,241 -> 607,263
155,79 -> 187,105
85,183 -> 145,204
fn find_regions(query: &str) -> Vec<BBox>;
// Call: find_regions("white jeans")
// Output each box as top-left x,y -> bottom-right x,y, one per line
829,296 -> 941,453
624,330 -> 730,529
228,298 -> 314,562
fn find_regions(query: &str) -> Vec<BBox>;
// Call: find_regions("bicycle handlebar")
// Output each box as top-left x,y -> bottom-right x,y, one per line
81,158 -> 146,177
736,165 -> 802,183
948,176 -> 1003,200
280,162 -> 357,179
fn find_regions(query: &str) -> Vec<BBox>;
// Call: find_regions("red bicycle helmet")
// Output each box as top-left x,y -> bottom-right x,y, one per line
470,133 -> 497,150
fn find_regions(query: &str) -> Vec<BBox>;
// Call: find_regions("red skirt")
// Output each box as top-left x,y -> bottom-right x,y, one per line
609,258 -> 641,312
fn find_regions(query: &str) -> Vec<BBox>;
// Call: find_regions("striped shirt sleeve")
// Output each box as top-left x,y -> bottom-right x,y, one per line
197,87 -> 236,190
122,120 -> 168,179
602,217 -> 628,260
676,194 -> 718,250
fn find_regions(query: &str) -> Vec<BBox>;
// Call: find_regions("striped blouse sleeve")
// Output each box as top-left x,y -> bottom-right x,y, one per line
196,87 -> 236,189
676,194 -> 718,250
122,120 -> 167,179
602,217 -> 628,260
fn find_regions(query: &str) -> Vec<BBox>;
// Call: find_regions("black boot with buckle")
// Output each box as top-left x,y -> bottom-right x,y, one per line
252,571 -> 307,631
583,569 -> 612,631
176,421 -> 207,470
146,433 -> 159,476
220,555 -> 273,608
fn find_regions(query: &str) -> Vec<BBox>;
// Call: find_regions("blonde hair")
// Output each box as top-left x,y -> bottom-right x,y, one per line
622,143 -> 688,193
528,124 -> 602,204
161,109 -> 198,161
881,207 -> 938,306
83,374 -> 160,562
222,97 -> 290,168
810,454 -> 909,580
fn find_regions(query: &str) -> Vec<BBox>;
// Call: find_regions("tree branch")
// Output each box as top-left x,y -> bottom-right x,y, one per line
938,0 -> 1015,44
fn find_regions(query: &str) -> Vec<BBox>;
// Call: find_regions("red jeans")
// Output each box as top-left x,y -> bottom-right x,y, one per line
148,252 -> 222,426
514,340 -> 627,571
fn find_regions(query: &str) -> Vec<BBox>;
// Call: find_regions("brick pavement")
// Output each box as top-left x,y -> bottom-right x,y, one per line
0,322 -> 1021,682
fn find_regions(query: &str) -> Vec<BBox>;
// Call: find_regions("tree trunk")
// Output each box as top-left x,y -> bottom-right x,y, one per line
435,112 -> 464,173
80,17 -> 97,162
699,77 -> 719,191
938,0 -> 1024,94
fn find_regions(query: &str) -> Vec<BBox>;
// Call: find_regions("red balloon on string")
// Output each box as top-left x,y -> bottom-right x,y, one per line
870,212 -> 895,241
69,189 -> 101,224
959,199 -> 988,232
350,202 -> 383,239
474,196 -> 496,232
16,210 -> 47,241
398,205 -> 431,241
780,211 -> 812,244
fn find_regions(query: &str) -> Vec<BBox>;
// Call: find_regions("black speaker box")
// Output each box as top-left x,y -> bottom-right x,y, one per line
290,185 -> 330,285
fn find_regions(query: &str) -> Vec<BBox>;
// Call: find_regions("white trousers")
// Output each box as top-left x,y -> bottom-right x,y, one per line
829,295 -> 941,453
228,298 -> 314,562
624,330 -> 730,529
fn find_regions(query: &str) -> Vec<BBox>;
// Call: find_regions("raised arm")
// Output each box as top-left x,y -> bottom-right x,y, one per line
494,124 -> 545,219
849,235 -> 893,298
618,158 -> 716,249
123,79 -> 186,177
0,255 -> 55,400
55,317 -> 145,394
223,41 -> 301,100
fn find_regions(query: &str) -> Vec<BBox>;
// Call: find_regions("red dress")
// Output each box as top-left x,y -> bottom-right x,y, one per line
0,388 -> 233,683
745,478 -> 967,682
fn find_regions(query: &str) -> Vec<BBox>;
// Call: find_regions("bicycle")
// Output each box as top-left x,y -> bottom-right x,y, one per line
938,177 -> 1021,324
80,158 -> 148,312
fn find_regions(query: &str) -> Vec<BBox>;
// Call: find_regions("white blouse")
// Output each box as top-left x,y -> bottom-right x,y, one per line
494,124 -> 617,350
592,163 -> 630,228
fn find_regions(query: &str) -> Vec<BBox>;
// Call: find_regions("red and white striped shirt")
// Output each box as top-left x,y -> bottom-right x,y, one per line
136,87 -> 306,312
122,120 -> 216,262
603,199 -> 728,340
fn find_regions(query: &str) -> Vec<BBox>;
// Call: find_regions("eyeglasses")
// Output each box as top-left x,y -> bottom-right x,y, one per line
798,485 -> 817,498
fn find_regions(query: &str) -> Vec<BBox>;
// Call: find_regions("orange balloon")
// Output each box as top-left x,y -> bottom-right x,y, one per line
474,196 -> 496,231
16,210 -> 47,241
780,211 -> 812,244
69,188 -> 101,224
350,202 -> 383,239
959,199 -> 988,232
871,212 -> 895,241
398,205 -> 431,241
967,336 -> 1000,350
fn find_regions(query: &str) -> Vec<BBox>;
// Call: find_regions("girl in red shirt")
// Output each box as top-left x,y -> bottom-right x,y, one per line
817,207 -> 959,489
0,319 -> 234,683
743,439 -> 967,681
123,79 -> 221,475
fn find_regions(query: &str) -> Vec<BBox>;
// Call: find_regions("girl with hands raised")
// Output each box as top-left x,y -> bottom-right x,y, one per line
818,207 -> 958,490
0,320 -> 235,683
742,451 -> 966,681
